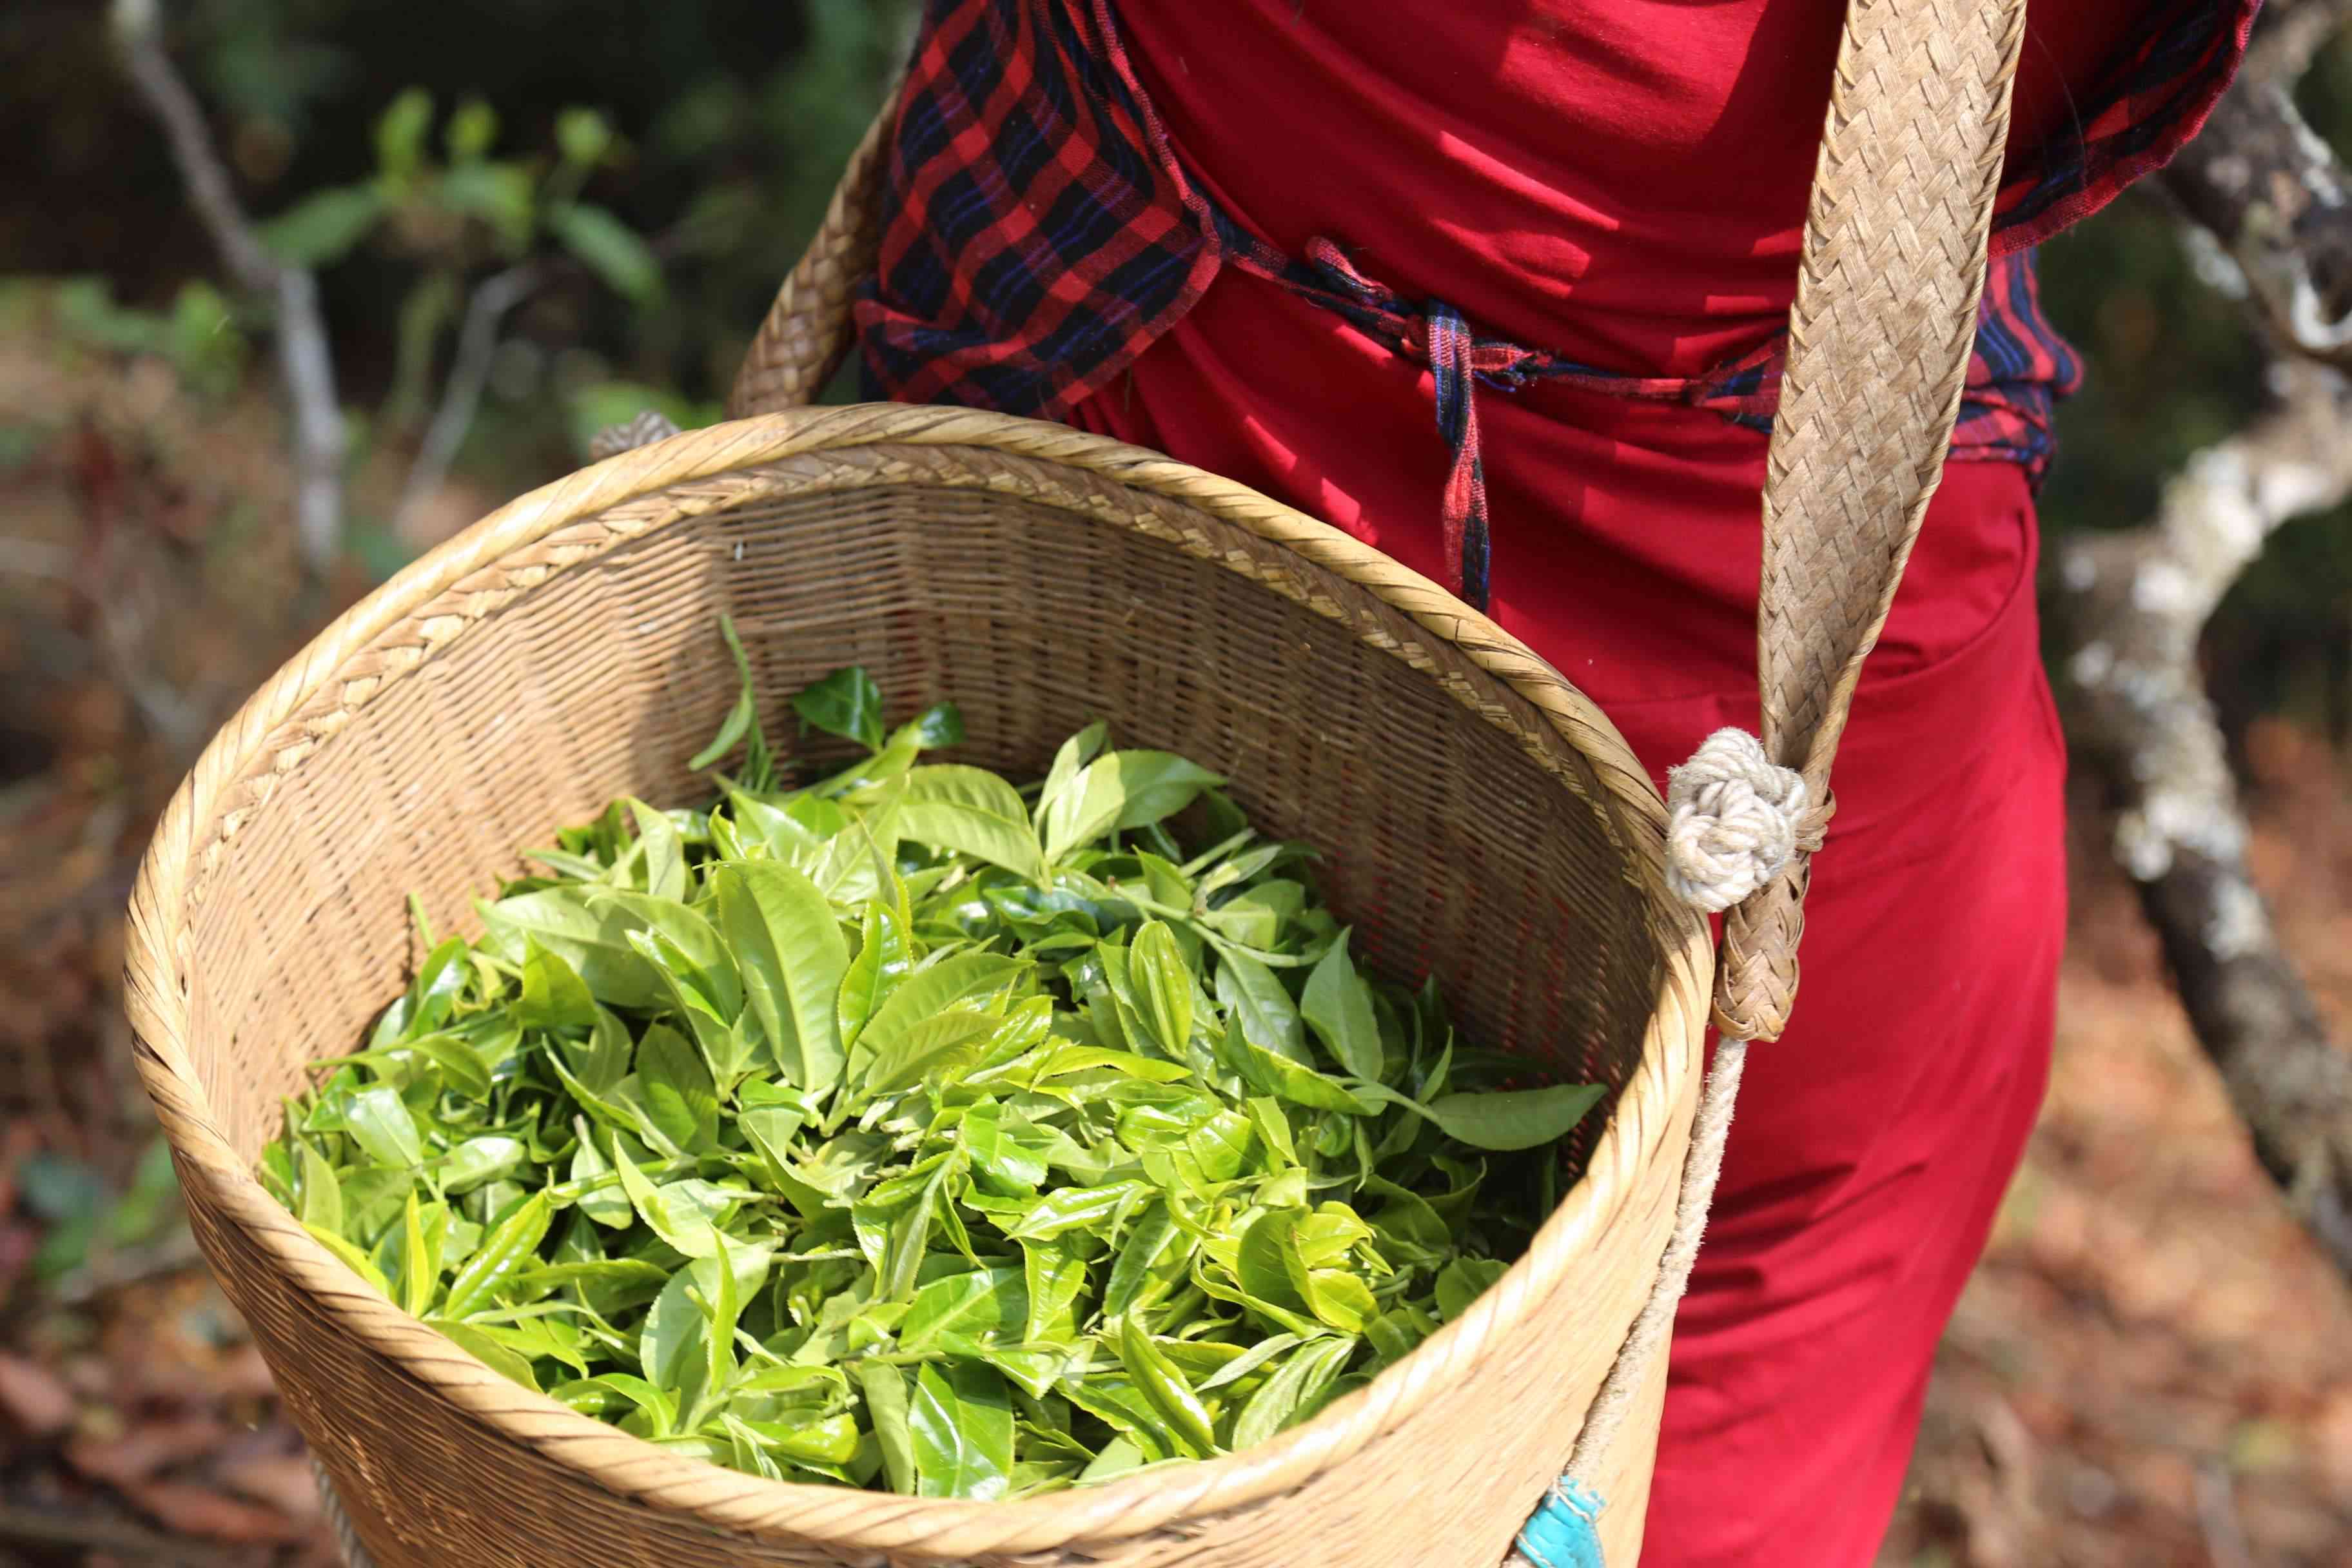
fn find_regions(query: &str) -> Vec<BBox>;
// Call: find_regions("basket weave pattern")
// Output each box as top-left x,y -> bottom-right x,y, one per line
129,411 -> 1711,1565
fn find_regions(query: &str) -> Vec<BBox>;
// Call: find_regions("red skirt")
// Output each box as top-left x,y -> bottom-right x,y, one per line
1065,264 -> 2066,1565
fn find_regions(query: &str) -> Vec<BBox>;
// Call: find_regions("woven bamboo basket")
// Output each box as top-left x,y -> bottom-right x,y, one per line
124,0 -> 2026,1562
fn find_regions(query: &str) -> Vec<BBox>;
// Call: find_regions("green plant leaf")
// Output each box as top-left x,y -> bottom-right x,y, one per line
853,951 -> 1024,1071
836,901 -> 910,1052
1435,1257 -> 1511,1322
259,184 -> 384,266
398,1191 -> 437,1316
345,1086 -> 423,1170
442,1133 -> 527,1194
1105,752 -> 1225,832
901,1266 -> 1028,1353
297,1142 -> 344,1233
1422,1085 -> 1605,1153
1126,921 -> 1195,1056
625,799 -> 689,901
713,861 -> 849,1097
549,202 -> 662,302
911,703 -> 965,749
306,1223 -> 394,1299
634,1023 -> 720,1152
439,162 -> 534,251
909,1361 -> 1014,1500
1215,949 -> 1308,1063
374,88 -> 434,177
443,1191 -> 551,1320
430,1318 -> 541,1392
611,1146 -> 737,1259
1021,1238 -> 1088,1344
478,887 -> 662,1009
1103,1202 -> 1180,1318
857,1361 -> 917,1494
1231,1335 -> 1357,1449
863,1007 -> 1002,1095
792,667 -> 886,750
897,765 -> 1045,881
446,98 -> 498,161
555,107 -> 613,168
519,943 -> 598,1032
1301,932 -> 1384,1083
1117,1315 -> 1215,1457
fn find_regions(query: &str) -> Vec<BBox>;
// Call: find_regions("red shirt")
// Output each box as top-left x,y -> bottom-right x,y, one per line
1110,0 -> 2156,377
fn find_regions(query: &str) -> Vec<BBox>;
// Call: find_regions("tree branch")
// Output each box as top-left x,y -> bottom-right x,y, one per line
389,262 -> 541,537
2157,0 -> 2352,364
113,0 -> 347,573
2053,359 -> 2352,1283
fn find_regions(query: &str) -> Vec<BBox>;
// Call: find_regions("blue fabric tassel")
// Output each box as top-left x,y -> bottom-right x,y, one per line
1514,1480 -> 1607,1568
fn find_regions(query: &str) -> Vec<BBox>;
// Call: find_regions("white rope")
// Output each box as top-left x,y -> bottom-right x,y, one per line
312,1454 -> 375,1568
1663,728 -> 1816,914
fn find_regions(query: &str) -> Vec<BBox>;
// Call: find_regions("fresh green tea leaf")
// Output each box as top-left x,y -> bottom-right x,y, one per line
1126,921 -> 1195,1057
479,887 -> 663,1009
909,1361 -> 1014,1500
835,901 -> 910,1052
898,766 -> 1045,881
901,1266 -> 1028,1352
1421,1085 -> 1605,1153
792,667 -> 887,750
714,861 -> 849,1097
1231,1335 -> 1357,1449
257,655 -> 1601,1504
1435,1256 -> 1511,1322
634,1024 -> 720,1152
345,1086 -> 424,1170
857,1361 -> 917,1494
1301,932 -> 1384,1083
1215,948 -> 1308,1063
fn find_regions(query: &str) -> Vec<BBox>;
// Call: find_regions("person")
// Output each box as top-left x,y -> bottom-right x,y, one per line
849,1 -> 2256,1560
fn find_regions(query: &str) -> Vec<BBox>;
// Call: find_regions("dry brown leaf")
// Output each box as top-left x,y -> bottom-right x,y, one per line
64,1415 -> 231,1487
0,1353 -> 77,1438
211,1453 -> 322,1525
121,1479 -> 304,1545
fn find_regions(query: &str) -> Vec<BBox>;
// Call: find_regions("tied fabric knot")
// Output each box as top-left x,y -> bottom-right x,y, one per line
1665,728 -> 1828,914
1291,237 -> 1533,610
1204,203 -> 1794,612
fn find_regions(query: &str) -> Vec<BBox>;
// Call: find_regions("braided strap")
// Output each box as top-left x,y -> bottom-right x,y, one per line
1509,0 -> 2028,1558
1694,0 -> 2028,1044
726,81 -> 900,418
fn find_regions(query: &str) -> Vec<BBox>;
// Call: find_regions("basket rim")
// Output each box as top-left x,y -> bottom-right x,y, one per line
123,404 -> 1713,1556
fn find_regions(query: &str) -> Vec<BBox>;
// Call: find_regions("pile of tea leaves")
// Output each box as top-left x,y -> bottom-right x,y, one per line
260,620 -> 1600,1498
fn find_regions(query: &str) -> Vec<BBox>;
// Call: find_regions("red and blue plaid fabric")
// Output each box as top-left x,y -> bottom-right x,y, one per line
856,0 -> 2243,607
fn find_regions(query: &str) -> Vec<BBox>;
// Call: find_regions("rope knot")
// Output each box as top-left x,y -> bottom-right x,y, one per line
1664,728 -> 1827,914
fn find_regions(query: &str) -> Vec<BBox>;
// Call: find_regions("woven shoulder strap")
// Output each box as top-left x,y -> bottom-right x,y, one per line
1511,5 -> 2030,1558
1700,0 -> 2030,1043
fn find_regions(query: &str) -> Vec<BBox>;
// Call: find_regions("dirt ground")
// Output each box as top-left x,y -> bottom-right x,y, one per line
3,305 -> 2349,1567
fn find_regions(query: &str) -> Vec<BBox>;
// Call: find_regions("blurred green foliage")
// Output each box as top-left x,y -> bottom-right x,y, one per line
6,0 -> 910,498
